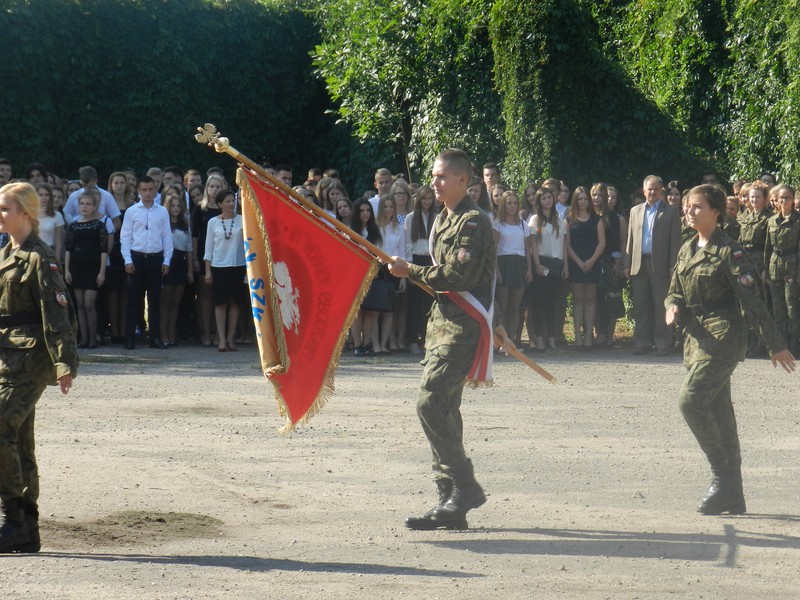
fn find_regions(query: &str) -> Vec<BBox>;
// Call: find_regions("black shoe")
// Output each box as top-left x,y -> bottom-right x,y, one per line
698,476 -> 746,515
632,346 -> 651,355
405,478 -> 468,530
124,336 -> 136,350
0,499 -> 31,554
149,338 -> 169,349
432,480 -> 486,521
430,460 -> 486,522
12,502 -> 39,553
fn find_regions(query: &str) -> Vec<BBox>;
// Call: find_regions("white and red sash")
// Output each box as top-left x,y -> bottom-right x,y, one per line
429,211 -> 495,383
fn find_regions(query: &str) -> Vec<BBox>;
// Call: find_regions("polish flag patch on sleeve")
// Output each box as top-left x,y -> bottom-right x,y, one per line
49,262 -> 59,271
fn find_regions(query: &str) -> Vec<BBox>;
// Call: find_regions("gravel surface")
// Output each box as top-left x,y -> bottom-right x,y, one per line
2,341 -> 799,599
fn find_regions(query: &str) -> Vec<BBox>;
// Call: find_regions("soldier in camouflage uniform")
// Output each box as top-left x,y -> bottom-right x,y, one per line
666,184 -> 794,516
388,149 -> 507,530
0,182 -> 78,553
763,184 -> 800,353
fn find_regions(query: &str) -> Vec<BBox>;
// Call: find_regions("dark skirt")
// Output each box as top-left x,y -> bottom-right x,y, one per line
70,250 -> 102,290
568,258 -> 600,284
164,250 -> 188,286
211,265 -> 246,305
497,254 -> 528,288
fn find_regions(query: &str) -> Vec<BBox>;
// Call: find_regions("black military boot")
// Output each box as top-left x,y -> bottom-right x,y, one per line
405,478 -> 467,530
698,463 -> 746,515
0,498 -> 31,553
12,501 -> 40,553
431,459 -> 486,522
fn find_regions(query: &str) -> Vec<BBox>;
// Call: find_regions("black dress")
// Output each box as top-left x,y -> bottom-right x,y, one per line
65,219 -> 108,290
568,213 -> 601,284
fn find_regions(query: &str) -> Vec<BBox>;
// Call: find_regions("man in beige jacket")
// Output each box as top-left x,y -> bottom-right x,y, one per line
624,175 -> 682,355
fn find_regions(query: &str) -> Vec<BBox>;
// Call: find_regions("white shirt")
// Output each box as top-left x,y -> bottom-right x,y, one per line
120,201 -> 173,265
404,211 -> 431,257
381,221 -> 406,259
493,220 -> 531,257
555,202 -> 568,220
204,215 -> 245,267
171,227 -> 192,252
38,212 -> 65,247
529,214 -> 567,260
64,187 -> 122,224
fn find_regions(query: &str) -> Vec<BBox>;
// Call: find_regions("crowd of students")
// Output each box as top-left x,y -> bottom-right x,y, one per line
0,157 -> 792,356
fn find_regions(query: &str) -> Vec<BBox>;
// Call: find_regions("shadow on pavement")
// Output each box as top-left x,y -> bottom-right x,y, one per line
416,524 -> 800,567
21,553 -> 481,578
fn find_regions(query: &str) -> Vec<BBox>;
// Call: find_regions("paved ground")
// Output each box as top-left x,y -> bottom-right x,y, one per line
1,341 -> 799,599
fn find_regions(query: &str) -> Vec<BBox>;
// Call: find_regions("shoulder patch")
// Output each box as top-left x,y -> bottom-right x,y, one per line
732,249 -> 743,260
465,220 -> 478,230
457,248 -> 472,264
55,290 -> 69,307
738,273 -> 754,287
49,262 -> 59,271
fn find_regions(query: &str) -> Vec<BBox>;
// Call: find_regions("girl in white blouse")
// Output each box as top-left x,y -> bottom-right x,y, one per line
35,182 -> 65,258
160,188 -> 193,346
404,185 -> 435,354
493,190 -> 532,347
529,187 -> 569,350
376,194 -> 406,354
203,190 -> 245,352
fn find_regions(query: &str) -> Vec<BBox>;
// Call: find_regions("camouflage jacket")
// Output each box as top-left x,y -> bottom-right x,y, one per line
407,196 -> 497,350
738,207 -> 772,273
666,229 -> 785,366
0,233 -> 78,383
764,211 -> 800,281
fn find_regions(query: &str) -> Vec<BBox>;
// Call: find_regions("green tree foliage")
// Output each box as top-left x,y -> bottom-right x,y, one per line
313,0 -> 504,180
0,0 -> 323,179
721,0 -> 800,181
616,0 -> 730,152
490,0 -> 703,190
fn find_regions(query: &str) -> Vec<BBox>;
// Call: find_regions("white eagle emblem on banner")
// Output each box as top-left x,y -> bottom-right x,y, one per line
274,262 -> 301,334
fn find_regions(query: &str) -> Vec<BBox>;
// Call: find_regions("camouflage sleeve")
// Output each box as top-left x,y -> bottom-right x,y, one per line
665,245 -> 688,312
34,251 -> 79,379
407,212 -> 491,293
724,245 -> 785,354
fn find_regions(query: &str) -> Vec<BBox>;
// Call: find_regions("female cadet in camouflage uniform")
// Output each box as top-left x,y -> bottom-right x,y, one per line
665,184 -> 794,516
0,182 -> 78,553
763,184 -> 800,353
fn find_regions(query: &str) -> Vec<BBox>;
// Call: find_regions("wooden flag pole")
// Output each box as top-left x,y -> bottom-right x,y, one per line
195,123 -> 556,384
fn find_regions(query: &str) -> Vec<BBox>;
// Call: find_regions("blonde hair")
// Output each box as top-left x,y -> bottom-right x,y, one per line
201,174 -> 228,210
376,194 -> 399,229
0,181 -> 40,236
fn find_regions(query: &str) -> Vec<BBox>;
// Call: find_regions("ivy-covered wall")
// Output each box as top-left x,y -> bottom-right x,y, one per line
0,0 -> 360,184
6,0 -> 800,195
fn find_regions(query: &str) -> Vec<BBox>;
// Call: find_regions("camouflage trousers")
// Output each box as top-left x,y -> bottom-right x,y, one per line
417,344 -> 476,478
0,380 -> 47,501
768,277 -> 799,348
678,360 -> 741,472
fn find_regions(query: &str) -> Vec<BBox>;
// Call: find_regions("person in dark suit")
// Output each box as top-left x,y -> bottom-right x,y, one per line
624,175 -> 681,355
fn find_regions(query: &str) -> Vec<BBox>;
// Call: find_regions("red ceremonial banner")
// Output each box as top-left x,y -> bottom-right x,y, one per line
238,169 -> 377,429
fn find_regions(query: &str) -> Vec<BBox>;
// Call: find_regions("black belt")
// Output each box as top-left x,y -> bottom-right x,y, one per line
131,250 -> 164,259
685,300 -> 738,319
773,248 -> 797,258
0,310 -> 42,328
